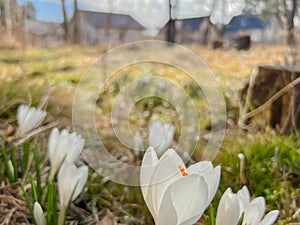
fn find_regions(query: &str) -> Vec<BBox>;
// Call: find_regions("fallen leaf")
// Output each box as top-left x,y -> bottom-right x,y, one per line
96,214 -> 114,225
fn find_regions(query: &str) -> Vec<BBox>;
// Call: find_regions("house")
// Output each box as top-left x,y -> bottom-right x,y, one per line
159,17 -> 220,44
224,14 -> 283,43
181,17 -> 219,44
24,9 -> 146,46
159,14 -> 282,45
71,10 -> 145,45
25,19 -> 64,47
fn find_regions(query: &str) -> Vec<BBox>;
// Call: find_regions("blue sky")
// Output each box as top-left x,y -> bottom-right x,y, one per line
18,0 -> 76,23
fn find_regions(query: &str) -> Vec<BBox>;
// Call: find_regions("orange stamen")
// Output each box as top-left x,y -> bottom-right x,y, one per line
178,165 -> 188,176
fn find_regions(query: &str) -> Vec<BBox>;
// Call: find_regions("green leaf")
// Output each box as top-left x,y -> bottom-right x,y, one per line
22,141 -> 31,176
21,184 -> 37,225
1,145 -> 14,183
11,146 -> 18,181
33,146 -> 42,202
47,182 -> 58,225
30,174 -> 38,202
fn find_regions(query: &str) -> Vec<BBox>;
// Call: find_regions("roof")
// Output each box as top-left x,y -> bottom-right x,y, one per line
225,14 -> 266,32
177,14 -> 266,33
180,17 -> 205,31
26,19 -> 64,36
78,10 -> 144,30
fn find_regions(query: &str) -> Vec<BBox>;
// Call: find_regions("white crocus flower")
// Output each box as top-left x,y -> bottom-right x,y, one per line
242,197 -> 279,225
216,186 -> 250,225
216,188 -> 241,225
134,131 -> 144,154
16,104 -> 46,137
33,202 -> 46,225
216,186 -> 279,225
140,147 -> 220,225
57,162 -> 88,210
48,128 -> 85,180
237,186 -> 250,215
148,119 -> 175,156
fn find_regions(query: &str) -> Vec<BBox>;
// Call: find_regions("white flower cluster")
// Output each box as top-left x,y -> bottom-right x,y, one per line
16,105 -> 88,225
140,147 -> 279,225
139,119 -> 279,225
16,104 -> 279,225
34,127 -> 88,225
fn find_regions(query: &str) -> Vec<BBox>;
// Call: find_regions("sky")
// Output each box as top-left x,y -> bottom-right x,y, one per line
17,0 -> 119,23
18,0 -> 76,23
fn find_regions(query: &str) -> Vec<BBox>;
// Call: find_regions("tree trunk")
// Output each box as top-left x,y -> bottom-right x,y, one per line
72,0 -> 80,44
166,0 -> 176,43
166,19 -> 176,43
61,0 -> 69,42
286,0 -> 297,45
0,0 -> 6,26
4,0 -> 12,35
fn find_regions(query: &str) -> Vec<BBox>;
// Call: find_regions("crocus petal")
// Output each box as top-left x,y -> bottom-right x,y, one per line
50,134 -> 70,174
187,161 -> 213,174
243,197 -> 266,225
58,162 -> 73,209
134,131 -> 144,152
158,174 -> 208,225
72,165 -> 88,201
216,188 -> 240,225
33,202 -> 46,225
203,166 -> 221,205
48,128 -> 59,157
17,105 -> 46,137
149,119 -> 175,156
147,149 -> 184,217
17,105 -> 27,125
27,109 -> 46,132
188,161 -> 221,205
48,128 -> 84,179
58,162 -> 88,210
259,210 -> 279,225
149,120 -> 165,149
25,108 -> 46,132
160,148 -> 186,169
155,187 -> 178,225
237,186 -> 250,215
140,147 -> 158,200
157,123 -> 174,155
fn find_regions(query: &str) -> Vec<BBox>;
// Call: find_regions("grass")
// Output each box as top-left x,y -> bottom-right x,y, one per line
0,43 -> 299,224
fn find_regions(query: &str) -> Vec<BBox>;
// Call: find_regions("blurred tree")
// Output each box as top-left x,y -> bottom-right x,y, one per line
61,0 -> 69,41
166,19 -> 176,43
244,0 -> 299,45
166,0 -> 176,43
23,1 -> 36,19
72,0 -> 80,44
0,0 -> 22,34
0,0 -> 5,26
3,0 -> 12,34
285,0 -> 297,45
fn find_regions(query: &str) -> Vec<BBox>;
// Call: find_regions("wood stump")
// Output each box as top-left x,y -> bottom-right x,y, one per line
241,65 -> 300,133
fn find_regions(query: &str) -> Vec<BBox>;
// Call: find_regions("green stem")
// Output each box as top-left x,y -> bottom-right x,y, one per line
58,208 -> 66,225
209,204 -> 215,225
